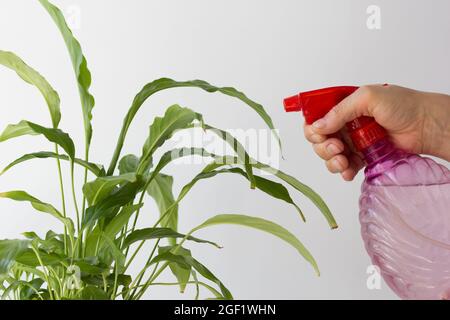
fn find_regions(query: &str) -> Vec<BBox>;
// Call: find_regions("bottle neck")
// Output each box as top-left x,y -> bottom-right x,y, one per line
361,138 -> 412,180
361,138 -> 396,166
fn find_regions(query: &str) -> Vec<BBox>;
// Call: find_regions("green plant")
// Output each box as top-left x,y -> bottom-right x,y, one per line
0,0 -> 336,300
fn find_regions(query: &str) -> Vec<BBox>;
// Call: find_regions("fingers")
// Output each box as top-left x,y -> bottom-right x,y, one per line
312,137 -> 345,160
325,154 -> 349,173
341,153 -> 365,181
311,86 -> 376,135
303,124 -> 326,143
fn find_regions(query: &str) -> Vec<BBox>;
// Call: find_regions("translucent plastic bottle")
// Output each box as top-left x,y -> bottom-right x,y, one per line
284,86 -> 450,300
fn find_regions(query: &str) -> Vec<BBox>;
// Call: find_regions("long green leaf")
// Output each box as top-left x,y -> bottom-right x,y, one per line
0,121 -> 75,159
160,161 -> 305,227
159,246 -> 192,293
39,0 -> 95,145
137,104 -> 203,174
190,214 -> 319,275
107,78 -> 280,175
225,167 -> 305,221
173,152 -> 336,229
0,191 -> 74,236
204,124 -> 255,189
0,240 -> 29,275
0,151 -> 104,177
123,228 -> 220,248
0,50 -> 61,127
254,162 -> 337,229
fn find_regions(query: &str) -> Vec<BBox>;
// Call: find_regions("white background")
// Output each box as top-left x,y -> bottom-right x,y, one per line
0,0 -> 449,299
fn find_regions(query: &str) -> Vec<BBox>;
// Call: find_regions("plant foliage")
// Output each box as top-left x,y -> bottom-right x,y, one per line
0,0 -> 336,300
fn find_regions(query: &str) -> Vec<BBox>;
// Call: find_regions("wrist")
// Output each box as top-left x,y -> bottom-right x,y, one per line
422,92 -> 450,161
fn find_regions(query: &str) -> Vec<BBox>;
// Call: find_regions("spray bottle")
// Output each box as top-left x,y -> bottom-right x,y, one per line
284,86 -> 450,300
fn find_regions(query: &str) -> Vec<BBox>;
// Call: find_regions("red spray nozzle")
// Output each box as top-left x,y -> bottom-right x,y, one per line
283,86 -> 387,151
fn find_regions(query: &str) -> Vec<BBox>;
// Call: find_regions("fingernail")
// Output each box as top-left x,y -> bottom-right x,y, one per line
312,119 -> 325,129
333,158 -> 344,172
326,144 -> 341,155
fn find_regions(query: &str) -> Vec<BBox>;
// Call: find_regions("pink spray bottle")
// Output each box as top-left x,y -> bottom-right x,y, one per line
284,86 -> 450,300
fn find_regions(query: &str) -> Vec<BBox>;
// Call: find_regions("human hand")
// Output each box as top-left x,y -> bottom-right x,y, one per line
303,84 -> 450,181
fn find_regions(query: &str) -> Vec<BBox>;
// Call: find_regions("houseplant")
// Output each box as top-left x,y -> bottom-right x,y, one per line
0,0 -> 337,300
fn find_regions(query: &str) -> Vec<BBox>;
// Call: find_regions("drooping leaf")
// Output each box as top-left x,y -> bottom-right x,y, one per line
138,104 -> 203,174
190,214 -> 319,275
1,151 -> 104,177
204,124 -> 255,189
107,78 -> 279,175
0,50 -> 61,127
159,161 -> 305,228
0,121 -> 75,159
0,240 -> 29,274
223,167 -> 305,221
123,228 -> 220,249
159,246 -> 192,293
39,0 -> 95,145
147,173 -> 178,235
82,173 -> 137,206
151,249 -> 232,299
254,162 -> 337,229
0,191 -> 74,235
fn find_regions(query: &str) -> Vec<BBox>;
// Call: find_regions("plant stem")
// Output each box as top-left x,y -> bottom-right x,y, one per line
54,145 -> 68,255
70,162 -> 82,257
80,147 -> 89,258
30,245 -> 54,300
124,240 -> 144,272
126,239 -> 160,299
133,262 -> 165,300
121,281 -> 220,300
134,233 -> 190,299
124,190 -> 146,258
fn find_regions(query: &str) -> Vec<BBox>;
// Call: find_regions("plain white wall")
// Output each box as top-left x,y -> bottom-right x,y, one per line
0,0 -> 449,299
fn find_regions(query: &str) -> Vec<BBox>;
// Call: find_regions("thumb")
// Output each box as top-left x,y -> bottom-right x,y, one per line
311,87 -> 372,135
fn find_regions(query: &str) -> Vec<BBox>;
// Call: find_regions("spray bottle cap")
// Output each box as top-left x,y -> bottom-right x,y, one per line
283,86 -> 387,151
